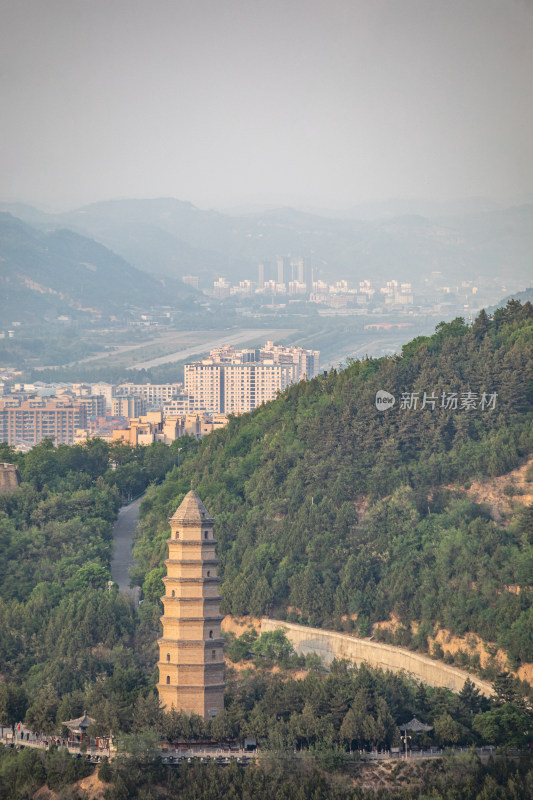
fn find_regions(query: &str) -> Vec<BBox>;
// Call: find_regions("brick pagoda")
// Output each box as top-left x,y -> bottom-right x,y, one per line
157,491 -> 225,718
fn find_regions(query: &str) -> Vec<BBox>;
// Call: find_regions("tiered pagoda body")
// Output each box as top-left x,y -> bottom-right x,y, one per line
157,491 -> 225,718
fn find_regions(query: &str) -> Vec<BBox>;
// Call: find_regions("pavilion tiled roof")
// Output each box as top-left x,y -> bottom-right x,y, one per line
399,716 -> 433,732
61,711 -> 95,730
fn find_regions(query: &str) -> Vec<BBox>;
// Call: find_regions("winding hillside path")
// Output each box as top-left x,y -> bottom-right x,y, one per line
110,496 -> 143,602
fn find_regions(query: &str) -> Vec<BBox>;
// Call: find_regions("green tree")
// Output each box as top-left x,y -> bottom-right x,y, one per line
434,712 -> 462,745
473,704 -> 531,747
142,566 -> 165,603
0,683 -> 28,736
251,630 -> 295,664
24,685 -> 60,736
131,692 -> 163,734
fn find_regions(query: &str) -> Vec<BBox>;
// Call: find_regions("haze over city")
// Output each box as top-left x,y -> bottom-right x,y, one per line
2,0 -> 533,213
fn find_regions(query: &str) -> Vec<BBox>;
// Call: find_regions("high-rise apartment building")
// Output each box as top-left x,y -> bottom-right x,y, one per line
73,395 -> 106,423
225,362 -> 297,414
184,342 -> 319,414
0,399 -> 86,447
213,277 -> 230,299
182,275 -> 199,290
183,363 -> 224,415
184,361 -> 297,414
90,382 -> 115,411
112,395 -> 147,418
294,256 -> 305,284
277,256 -> 285,285
162,393 -> 197,417
261,340 -> 320,379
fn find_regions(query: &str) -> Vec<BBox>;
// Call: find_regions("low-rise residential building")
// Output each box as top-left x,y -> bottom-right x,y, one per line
111,411 -> 229,446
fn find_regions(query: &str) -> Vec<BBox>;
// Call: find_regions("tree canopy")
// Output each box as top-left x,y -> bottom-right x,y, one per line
135,302 -> 533,665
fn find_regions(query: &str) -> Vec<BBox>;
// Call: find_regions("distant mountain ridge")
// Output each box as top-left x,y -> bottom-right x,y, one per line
0,212 -> 196,321
489,287 -> 533,313
1,198 -> 532,288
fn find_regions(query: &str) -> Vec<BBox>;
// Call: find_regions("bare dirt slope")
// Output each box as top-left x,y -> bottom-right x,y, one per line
459,456 -> 533,524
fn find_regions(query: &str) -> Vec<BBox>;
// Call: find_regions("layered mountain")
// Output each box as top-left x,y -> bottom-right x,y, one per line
2,198 -> 532,288
0,212 -> 197,321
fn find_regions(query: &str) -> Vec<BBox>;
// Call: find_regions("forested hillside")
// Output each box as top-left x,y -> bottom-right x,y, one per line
135,301 -> 533,670
0,438 -> 182,734
1,303 -> 532,786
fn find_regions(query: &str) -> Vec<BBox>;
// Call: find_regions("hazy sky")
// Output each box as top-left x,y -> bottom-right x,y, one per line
1,0 -> 532,211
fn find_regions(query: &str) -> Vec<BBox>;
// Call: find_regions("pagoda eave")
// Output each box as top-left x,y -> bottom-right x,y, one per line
162,576 -> 222,584
158,637 -> 225,647
159,614 -> 224,623
166,539 -> 219,546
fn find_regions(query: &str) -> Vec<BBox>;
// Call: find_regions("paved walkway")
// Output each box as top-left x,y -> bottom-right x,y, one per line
110,496 -> 143,600
1,732 -> 505,767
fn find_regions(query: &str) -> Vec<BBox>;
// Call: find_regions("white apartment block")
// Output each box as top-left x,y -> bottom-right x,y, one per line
224,362 -> 297,414
261,341 -> 320,380
185,362 -> 297,414
112,395 -> 147,418
184,364 -> 224,415
184,342 -> 319,414
162,393 -> 197,417
115,383 -> 183,405
90,382 -> 115,411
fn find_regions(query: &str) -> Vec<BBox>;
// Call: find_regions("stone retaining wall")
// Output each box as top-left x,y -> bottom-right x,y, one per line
0,463 -> 21,495
261,618 -> 494,697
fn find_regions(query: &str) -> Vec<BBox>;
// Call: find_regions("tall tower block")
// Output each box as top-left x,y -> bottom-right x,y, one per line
157,491 -> 225,718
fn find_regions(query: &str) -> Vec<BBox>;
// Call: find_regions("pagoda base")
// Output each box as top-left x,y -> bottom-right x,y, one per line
157,683 -> 225,718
